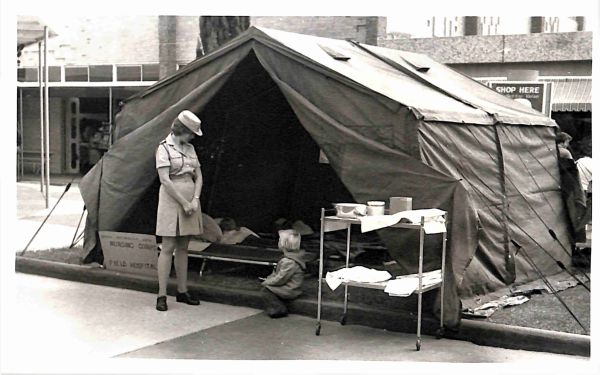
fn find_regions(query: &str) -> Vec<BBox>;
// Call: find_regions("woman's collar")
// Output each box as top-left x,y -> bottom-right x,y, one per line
166,133 -> 189,154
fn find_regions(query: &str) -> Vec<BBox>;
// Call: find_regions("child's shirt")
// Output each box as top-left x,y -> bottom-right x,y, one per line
262,250 -> 306,299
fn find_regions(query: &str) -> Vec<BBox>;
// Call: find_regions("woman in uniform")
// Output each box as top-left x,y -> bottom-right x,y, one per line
155,110 -> 204,311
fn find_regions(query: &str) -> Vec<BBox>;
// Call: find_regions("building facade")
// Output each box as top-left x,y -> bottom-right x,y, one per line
17,16 -> 199,175
17,15 -> 385,175
387,16 -> 588,39
17,15 -> 592,176
379,16 -> 592,158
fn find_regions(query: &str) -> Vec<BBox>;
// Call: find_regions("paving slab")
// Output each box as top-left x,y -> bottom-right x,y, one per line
119,312 -> 589,363
6,273 -> 260,365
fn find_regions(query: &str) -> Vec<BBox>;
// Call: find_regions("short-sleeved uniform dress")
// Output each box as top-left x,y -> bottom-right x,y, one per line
155,133 -> 204,237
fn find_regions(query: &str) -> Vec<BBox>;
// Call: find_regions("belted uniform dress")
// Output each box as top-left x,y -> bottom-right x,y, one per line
155,133 -> 204,236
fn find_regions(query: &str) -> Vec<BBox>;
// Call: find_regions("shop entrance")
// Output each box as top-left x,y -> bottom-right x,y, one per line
65,97 -> 111,174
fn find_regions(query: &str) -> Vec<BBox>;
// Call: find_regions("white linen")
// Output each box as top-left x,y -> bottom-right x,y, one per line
325,266 -> 392,291
359,208 -> 446,234
384,269 -> 442,297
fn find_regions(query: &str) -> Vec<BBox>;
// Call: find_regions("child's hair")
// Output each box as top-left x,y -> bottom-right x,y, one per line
278,229 -> 301,251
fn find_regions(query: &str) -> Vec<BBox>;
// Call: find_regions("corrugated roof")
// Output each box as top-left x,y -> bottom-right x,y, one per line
539,77 -> 592,112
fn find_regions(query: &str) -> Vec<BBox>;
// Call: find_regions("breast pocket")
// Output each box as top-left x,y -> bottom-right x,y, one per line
187,155 -> 200,169
170,155 -> 184,173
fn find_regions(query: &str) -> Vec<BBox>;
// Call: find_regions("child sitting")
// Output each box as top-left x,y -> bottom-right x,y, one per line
260,229 -> 306,318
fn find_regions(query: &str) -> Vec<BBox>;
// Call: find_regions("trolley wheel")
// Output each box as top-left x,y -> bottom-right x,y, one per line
339,314 -> 347,326
416,339 -> 421,351
315,323 -> 321,336
436,327 -> 445,339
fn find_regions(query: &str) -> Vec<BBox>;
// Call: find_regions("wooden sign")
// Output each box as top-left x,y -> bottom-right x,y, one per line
99,231 -> 158,276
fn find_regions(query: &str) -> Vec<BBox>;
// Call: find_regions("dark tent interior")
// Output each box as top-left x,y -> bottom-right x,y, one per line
121,51 -> 356,237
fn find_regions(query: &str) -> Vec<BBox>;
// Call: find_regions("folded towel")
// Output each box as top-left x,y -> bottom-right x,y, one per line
325,266 -> 392,290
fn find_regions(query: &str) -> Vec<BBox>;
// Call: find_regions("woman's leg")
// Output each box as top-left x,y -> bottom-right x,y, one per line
174,236 -> 191,293
157,236 -> 176,296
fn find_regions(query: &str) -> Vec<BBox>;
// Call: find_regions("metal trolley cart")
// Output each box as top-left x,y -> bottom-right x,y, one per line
314,208 -> 447,351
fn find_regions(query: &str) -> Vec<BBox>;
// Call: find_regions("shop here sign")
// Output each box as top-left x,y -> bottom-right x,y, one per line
99,231 -> 158,276
489,81 -> 552,115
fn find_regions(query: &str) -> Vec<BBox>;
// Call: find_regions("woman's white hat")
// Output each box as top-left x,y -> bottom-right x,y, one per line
178,110 -> 203,136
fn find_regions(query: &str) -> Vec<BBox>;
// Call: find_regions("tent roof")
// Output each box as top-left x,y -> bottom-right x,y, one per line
133,26 -> 556,127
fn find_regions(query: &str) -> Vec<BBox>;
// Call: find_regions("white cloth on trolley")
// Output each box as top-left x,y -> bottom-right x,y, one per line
384,269 -> 442,297
359,208 -> 446,234
325,266 -> 392,291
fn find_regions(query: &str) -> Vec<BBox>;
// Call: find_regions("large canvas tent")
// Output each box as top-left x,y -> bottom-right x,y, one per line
80,27 -> 571,326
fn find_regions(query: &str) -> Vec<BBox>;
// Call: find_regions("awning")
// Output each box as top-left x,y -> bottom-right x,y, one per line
17,16 -> 57,47
540,77 -> 592,112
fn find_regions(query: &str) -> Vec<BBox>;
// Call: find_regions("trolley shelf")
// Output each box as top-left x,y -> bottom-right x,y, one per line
322,215 -> 423,229
320,275 -> 442,293
315,208 -> 447,351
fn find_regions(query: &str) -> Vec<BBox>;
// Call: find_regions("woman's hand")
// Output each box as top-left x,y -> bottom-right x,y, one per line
191,199 -> 200,212
182,201 -> 195,216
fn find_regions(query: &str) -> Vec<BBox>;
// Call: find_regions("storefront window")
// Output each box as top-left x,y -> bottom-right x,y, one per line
142,64 -> 159,81
65,66 -> 89,82
48,67 -> 61,82
17,67 -> 38,82
116,65 -> 142,81
90,65 -> 113,82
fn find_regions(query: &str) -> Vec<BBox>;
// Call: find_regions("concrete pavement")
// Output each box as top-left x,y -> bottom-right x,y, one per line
16,180 -> 86,251
119,312 -> 587,362
3,273 -> 260,373
2,273 -> 594,374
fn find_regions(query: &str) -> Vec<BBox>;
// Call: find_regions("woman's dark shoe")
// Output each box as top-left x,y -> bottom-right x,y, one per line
156,296 -> 168,311
176,291 -> 200,305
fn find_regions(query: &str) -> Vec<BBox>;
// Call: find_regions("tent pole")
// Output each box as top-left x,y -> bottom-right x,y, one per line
38,41 -> 45,195
44,26 -> 50,209
108,87 -> 113,146
19,87 -> 24,179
